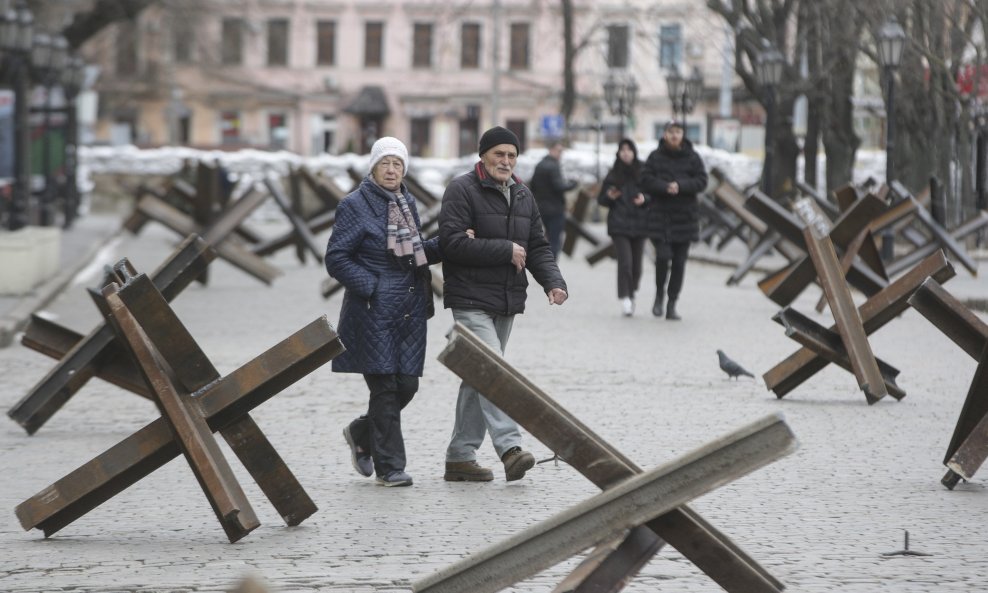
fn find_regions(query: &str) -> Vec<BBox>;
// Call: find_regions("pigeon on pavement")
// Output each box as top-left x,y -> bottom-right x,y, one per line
717,349 -> 754,380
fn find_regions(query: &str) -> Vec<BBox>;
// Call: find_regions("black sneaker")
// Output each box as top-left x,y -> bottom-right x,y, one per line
343,425 -> 373,477
376,470 -> 413,487
502,447 -> 536,481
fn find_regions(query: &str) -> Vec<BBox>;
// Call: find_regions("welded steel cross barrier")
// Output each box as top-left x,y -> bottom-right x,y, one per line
777,202 -> 889,403
562,186 -> 604,258
436,323 -> 790,593
907,278 -> 988,489
708,168 -> 801,286
413,414 -> 797,593
14,271 -> 344,542
746,191 -> 888,308
252,167 -> 348,258
763,250 -> 956,400
7,235 -> 216,434
126,191 -> 282,285
262,175 -> 326,264
886,181 -> 984,277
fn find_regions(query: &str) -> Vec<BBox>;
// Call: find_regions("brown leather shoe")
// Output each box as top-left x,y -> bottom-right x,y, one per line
444,460 -> 494,482
502,447 -> 536,482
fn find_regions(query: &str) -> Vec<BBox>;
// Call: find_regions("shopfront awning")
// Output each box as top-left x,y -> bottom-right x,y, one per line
343,85 -> 390,116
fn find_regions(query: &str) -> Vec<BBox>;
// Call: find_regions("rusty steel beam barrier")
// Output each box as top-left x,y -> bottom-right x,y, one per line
262,176 -> 325,264
562,187 -> 600,257
763,250 -> 956,399
8,235 -> 216,434
773,308 -> 905,400
750,193 -> 887,307
132,194 -> 282,285
14,274 -> 344,540
798,209 -> 888,403
907,278 -> 988,488
437,323 -> 787,593
412,414 -> 797,593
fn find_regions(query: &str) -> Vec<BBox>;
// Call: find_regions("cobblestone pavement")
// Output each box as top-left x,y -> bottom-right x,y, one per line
1,218 -> 987,593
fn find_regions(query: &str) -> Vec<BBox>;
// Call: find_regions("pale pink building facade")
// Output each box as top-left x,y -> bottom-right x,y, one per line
82,0 -> 741,157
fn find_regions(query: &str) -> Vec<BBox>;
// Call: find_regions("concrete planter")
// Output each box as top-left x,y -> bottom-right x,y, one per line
0,226 -> 61,295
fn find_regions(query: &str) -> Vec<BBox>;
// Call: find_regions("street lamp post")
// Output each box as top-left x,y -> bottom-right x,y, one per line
878,16 -> 906,261
1,2 -> 33,230
60,56 -> 84,228
666,66 -> 704,133
31,33 -> 67,227
756,45 -> 784,197
603,72 -> 638,140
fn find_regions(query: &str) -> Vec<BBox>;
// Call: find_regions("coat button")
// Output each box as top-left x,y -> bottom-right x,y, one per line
403,314 -> 411,320
408,286 -> 415,292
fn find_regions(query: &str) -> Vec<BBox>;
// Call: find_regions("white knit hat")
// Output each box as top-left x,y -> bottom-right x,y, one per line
368,136 -> 409,174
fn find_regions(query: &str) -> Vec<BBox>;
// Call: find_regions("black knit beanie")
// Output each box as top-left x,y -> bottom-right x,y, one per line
478,126 -> 520,156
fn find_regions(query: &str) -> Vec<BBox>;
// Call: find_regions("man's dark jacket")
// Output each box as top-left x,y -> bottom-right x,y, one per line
439,162 -> 567,315
529,154 -> 577,217
640,138 -> 708,243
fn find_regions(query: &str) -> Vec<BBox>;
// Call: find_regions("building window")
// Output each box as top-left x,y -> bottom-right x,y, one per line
459,105 -> 480,156
506,119 -> 527,153
173,24 -> 193,64
410,117 -> 431,156
220,111 -> 241,145
267,18 -> 289,66
461,23 -> 481,69
316,20 -> 336,66
116,21 -> 138,76
269,112 -> 289,149
365,21 -> 384,68
412,23 -> 433,68
221,18 -> 243,65
659,24 -> 682,70
509,23 -> 529,70
607,24 -> 629,68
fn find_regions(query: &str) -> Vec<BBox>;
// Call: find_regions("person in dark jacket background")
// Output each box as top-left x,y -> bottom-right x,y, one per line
325,136 -> 441,488
640,121 -> 709,321
439,126 -> 568,483
529,139 -> 577,259
597,138 -> 647,317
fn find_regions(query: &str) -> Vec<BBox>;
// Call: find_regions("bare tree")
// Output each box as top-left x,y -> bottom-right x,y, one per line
59,0 -> 160,48
707,0 -> 803,198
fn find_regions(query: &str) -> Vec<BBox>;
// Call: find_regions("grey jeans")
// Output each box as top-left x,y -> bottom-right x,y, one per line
445,308 -> 523,462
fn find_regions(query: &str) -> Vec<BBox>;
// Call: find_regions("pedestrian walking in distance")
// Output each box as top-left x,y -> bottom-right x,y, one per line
529,139 -> 578,259
640,120 -> 709,321
438,126 -> 569,482
597,138 -> 648,317
325,137 -> 442,488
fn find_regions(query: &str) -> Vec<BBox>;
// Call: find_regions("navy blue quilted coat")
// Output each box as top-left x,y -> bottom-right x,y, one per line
325,177 -> 441,376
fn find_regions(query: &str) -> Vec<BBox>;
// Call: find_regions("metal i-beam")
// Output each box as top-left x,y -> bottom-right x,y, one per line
801,225 -> 887,403
763,251 -> 954,398
413,413 -> 796,593
14,316 -> 343,538
437,324 -> 786,593
7,235 -> 215,433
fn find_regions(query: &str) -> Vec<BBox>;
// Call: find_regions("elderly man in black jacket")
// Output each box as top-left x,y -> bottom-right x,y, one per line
438,126 -> 569,483
640,120 -> 708,321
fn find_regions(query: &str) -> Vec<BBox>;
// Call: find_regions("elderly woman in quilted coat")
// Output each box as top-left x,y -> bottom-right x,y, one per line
325,137 -> 441,488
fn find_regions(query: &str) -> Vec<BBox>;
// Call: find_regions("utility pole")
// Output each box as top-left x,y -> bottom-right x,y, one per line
491,0 -> 501,127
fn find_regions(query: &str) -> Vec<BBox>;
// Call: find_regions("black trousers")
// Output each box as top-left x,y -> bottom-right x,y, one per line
653,240 -> 690,301
349,374 -> 418,476
613,235 -> 645,299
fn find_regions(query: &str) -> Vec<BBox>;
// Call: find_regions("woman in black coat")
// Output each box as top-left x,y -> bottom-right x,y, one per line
640,121 -> 708,320
325,137 -> 441,487
597,138 -> 648,316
